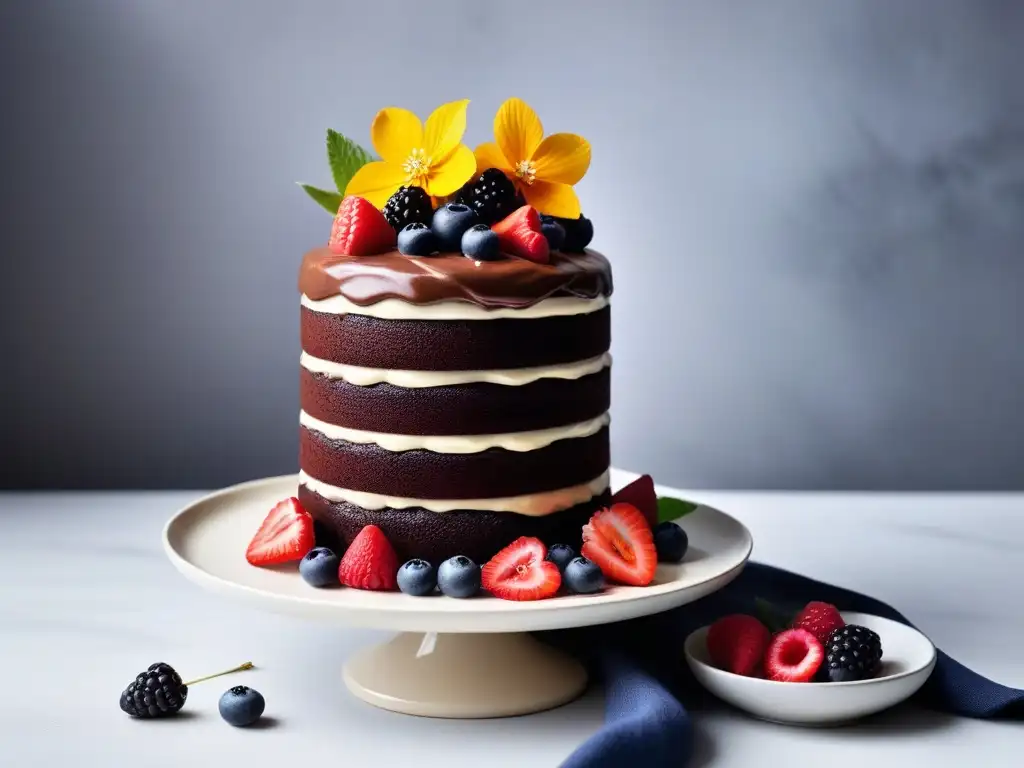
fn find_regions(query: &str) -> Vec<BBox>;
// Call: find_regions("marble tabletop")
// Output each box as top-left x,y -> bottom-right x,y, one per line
2,472 -> 1022,767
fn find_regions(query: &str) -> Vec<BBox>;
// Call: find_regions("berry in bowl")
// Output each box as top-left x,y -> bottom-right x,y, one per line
683,603 -> 937,725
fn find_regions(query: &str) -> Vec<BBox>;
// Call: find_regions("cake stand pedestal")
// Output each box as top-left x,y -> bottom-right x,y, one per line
163,474 -> 752,718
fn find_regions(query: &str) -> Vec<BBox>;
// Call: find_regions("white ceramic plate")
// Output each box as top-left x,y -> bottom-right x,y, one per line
163,474 -> 753,634
684,612 -> 937,725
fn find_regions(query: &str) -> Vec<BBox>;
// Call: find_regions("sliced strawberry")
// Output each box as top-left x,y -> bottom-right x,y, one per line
764,628 -> 825,682
706,614 -> 771,676
611,474 -> 658,529
245,497 -> 315,566
791,601 -> 845,645
491,205 -> 550,263
580,503 -> 658,586
481,536 -> 561,601
328,195 -> 397,256
337,524 -> 399,590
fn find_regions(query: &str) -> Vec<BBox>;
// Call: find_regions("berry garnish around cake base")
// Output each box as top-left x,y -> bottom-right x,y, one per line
653,521 -> 688,563
706,615 -> 772,677
437,555 -> 481,598
337,524 -> 399,591
299,546 -> 341,587
397,558 -> 438,596
545,543 -> 576,573
581,503 -> 658,586
481,536 -> 562,601
563,556 -> 605,594
610,474 -> 658,529
246,497 -> 315,566
764,628 -> 825,682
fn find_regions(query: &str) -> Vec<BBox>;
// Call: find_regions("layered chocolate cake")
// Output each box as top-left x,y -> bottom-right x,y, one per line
298,247 -> 613,564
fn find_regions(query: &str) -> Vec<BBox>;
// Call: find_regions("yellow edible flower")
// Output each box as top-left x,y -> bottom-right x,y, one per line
474,98 -> 591,219
345,99 -> 476,207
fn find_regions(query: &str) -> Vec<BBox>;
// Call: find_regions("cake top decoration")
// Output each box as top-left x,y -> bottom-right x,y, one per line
298,98 -> 595,260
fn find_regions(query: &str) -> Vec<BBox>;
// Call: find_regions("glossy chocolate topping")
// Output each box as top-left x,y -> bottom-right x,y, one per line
299,247 -> 613,307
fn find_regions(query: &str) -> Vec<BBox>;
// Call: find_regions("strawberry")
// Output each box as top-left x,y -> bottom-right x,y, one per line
764,628 -> 825,682
611,474 -> 658,529
245,497 -> 315,566
706,614 -> 771,677
328,196 -> 397,256
491,205 -> 550,263
791,601 -> 845,645
337,525 -> 399,590
580,503 -> 658,586
481,536 -> 562,601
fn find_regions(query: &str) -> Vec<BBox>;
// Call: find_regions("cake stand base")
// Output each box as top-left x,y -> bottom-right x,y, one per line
342,632 -> 588,718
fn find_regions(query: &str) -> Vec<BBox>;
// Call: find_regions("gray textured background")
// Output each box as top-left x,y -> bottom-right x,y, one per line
2,0 -> 1023,490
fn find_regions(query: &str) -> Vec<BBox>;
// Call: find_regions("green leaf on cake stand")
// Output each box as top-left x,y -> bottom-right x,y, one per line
656,496 -> 698,524
327,128 -> 374,194
298,183 -> 343,214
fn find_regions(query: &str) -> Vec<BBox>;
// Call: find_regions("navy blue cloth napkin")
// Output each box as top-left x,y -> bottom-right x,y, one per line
543,562 -> 1024,768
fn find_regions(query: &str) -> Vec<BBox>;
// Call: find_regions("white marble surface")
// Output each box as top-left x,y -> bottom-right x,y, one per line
2,472 -> 1022,767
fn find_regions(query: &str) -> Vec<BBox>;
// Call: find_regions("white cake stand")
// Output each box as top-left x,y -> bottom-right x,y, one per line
163,473 -> 752,718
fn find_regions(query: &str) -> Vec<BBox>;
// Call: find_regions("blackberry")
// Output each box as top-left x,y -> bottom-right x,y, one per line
456,168 -> 519,224
382,186 -> 433,232
819,625 -> 883,682
119,662 -> 188,717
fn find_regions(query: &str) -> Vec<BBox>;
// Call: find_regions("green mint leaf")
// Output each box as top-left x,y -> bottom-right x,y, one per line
326,129 -> 373,194
656,496 -> 698,524
754,597 -> 797,633
298,183 -> 343,214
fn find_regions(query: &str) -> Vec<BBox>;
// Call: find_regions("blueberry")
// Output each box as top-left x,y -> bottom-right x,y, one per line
437,555 -> 481,598
558,215 -> 594,252
397,559 -> 437,596
218,686 -> 265,727
460,224 -> 501,261
563,556 -> 605,594
431,203 -> 479,251
540,216 -> 566,250
653,522 -> 688,563
298,546 -> 340,587
545,544 -> 576,573
397,222 -> 439,257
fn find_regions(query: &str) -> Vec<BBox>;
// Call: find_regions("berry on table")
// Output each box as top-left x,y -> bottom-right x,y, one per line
545,543 -> 576,573
431,203 -> 479,251
382,185 -> 433,232
397,222 -> 439,257
563,556 -> 605,594
653,521 -> 688,563
554,214 -> 594,252
397,558 -> 437,596
328,195 -> 397,256
455,168 -> 520,224
437,555 -> 481,598
819,625 -> 883,682
581,503 -> 658,586
706,615 -> 771,677
337,524 -> 399,591
246,497 -> 315,567
460,224 -> 502,261
764,628 -> 825,682
539,215 -> 566,250
299,547 -> 341,587
481,537 -> 561,601
218,686 -> 265,727
792,601 -> 845,645
119,662 -> 188,718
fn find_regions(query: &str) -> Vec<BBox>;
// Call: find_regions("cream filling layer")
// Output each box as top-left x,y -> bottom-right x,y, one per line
299,469 -> 609,515
300,410 -> 610,454
301,293 -> 608,321
300,351 -> 611,388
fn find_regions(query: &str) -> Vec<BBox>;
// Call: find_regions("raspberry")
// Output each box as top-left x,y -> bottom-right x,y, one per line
792,601 -> 845,645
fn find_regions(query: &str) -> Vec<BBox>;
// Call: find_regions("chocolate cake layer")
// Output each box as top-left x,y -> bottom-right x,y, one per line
300,425 -> 610,499
300,485 -> 611,565
299,367 -> 611,435
300,248 -> 612,307
301,306 -> 611,371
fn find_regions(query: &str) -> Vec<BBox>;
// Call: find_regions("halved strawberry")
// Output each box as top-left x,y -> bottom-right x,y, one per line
491,205 -> 550,263
245,497 -> 315,566
580,503 -> 658,586
706,614 -> 771,676
611,474 -> 658,529
764,628 -> 825,682
481,536 -> 562,601
329,195 -> 397,256
337,524 -> 399,590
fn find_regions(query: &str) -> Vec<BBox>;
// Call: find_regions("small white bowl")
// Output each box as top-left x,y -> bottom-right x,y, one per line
684,611 -> 937,726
